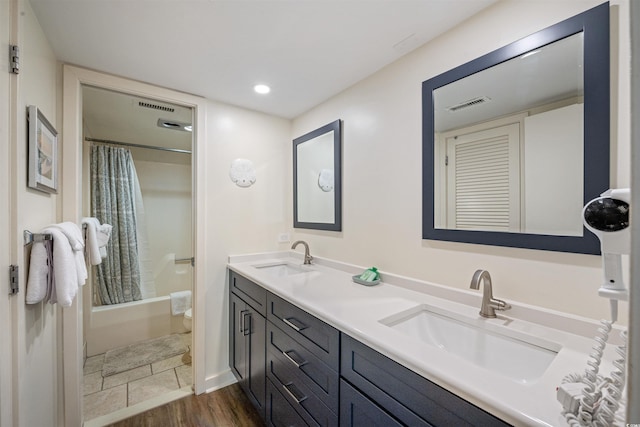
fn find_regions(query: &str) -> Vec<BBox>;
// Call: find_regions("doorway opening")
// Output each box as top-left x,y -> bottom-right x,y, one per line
80,86 -> 195,424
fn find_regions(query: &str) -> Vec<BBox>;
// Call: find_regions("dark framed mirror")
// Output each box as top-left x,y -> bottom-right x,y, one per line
294,119 -> 342,231
422,3 -> 609,254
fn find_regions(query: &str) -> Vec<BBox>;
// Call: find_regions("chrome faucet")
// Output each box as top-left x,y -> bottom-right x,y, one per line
469,269 -> 511,318
291,240 -> 313,265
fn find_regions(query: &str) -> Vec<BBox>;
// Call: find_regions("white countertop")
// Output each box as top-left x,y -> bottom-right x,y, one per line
228,251 -> 624,427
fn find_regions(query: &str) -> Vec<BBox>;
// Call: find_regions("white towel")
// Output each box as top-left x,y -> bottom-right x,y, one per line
48,222 -> 88,286
170,290 -> 192,316
43,222 -> 88,307
26,241 -> 50,304
43,240 -> 55,303
82,217 -> 102,265
97,223 -> 112,258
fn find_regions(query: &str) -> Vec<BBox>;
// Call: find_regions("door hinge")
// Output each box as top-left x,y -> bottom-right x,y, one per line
9,45 -> 19,74
445,155 -> 449,166
9,265 -> 19,295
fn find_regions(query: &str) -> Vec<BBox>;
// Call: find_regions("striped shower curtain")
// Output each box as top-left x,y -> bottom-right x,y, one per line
91,145 -> 142,304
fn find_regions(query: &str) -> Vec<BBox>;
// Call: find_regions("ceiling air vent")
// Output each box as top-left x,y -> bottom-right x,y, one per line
138,101 -> 175,113
446,96 -> 491,112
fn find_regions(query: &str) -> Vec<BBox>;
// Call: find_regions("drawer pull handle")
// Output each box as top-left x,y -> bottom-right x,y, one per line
282,350 -> 307,368
240,310 -> 251,336
239,310 -> 248,333
283,382 -> 307,404
282,317 -> 307,332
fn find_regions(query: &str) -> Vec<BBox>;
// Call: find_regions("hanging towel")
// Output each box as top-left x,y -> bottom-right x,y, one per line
26,241 -> 51,304
170,290 -> 192,316
82,217 -> 101,265
48,222 -> 88,286
43,222 -> 88,307
82,217 -> 111,265
97,223 -> 112,259
43,240 -> 55,303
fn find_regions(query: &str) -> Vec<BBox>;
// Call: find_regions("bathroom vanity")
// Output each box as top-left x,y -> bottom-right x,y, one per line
228,252 -> 623,426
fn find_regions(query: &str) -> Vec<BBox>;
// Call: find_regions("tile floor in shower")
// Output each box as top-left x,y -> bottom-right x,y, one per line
82,332 -> 192,421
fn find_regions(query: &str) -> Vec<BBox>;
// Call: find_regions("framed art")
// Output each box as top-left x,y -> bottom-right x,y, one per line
28,105 -> 58,193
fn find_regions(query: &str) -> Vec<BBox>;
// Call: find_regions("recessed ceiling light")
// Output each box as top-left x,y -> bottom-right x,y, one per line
254,84 -> 271,94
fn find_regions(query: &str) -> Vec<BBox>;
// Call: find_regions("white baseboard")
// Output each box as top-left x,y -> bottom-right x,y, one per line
203,369 -> 237,394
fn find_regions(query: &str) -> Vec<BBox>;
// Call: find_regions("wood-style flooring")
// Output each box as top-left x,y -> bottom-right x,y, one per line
107,383 -> 265,427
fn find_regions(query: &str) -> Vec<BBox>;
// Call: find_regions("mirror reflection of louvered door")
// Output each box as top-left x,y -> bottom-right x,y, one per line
445,123 -> 520,231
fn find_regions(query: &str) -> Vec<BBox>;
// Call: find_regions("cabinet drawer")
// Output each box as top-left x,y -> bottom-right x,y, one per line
267,293 -> 339,369
267,322 -> 338,413
266,379 -> 310,427
230,271 -> 267,316
341,334 -> 511,427
340,379 -> 408,427
267,359 -> 337,427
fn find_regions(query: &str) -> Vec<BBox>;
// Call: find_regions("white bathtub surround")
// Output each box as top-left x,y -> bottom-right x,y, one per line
228,251 -> 626,427
87,296 -> 189,356
132,161 -> 156,300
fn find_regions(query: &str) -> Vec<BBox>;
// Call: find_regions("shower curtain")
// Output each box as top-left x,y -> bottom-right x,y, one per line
91,145 -> 144,305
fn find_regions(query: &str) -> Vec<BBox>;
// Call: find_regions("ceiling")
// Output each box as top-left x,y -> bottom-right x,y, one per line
82,86 -> 193,164
30,0 -> 497,119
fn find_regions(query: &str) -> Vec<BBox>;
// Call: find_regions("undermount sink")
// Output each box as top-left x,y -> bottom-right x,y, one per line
252,261 -> 312,278
379,304 -> 560,383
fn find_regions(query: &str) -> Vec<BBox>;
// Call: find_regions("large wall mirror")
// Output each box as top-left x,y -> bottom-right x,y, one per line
422,3 -> 609,254
294,119 -> 342,231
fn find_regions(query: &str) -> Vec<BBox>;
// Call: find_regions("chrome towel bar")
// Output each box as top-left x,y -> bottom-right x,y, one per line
23,230 -> 52,246
175,257 -> 194,267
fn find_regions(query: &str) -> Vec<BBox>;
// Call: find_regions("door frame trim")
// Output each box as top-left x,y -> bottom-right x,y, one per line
62,65 -> 208,425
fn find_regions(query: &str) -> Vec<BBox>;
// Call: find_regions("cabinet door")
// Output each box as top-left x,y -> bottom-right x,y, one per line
340,380 -> 406,427
230,292 -> 266,417
247,305 -> 266,414
230,293 -> 248,382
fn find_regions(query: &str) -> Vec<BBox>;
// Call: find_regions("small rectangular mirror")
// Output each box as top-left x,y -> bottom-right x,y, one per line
293,119 -> 342,231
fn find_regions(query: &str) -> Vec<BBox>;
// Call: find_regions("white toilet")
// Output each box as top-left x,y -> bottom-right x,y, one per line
183,308 -> 192,331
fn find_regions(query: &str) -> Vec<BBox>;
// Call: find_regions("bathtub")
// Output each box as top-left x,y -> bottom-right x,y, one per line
86,295 -> 188,357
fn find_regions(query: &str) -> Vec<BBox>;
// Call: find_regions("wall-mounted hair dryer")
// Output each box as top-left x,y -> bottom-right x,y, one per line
582,188 -> 630,322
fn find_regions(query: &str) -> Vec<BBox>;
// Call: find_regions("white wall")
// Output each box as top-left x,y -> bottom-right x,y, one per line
11,0 -> 62,426
291,0 -> 631,323
202,100 -> 291,386
135,159 -> 192,297
524,104 -> 584,236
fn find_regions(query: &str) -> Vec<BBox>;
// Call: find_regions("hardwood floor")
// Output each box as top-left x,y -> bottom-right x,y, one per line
107,383 -> 265,427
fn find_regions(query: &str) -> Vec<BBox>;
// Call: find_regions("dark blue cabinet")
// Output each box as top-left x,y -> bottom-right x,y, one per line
340,379 -> 407,427
340,334 -> 511,427
267,293 -> 340,370
266,293 -> 339,426
266,378 -> 309,427
229,273 -> 267,418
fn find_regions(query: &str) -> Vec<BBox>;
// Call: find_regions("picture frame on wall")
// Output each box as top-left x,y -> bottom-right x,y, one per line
27,105 -> 58,194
